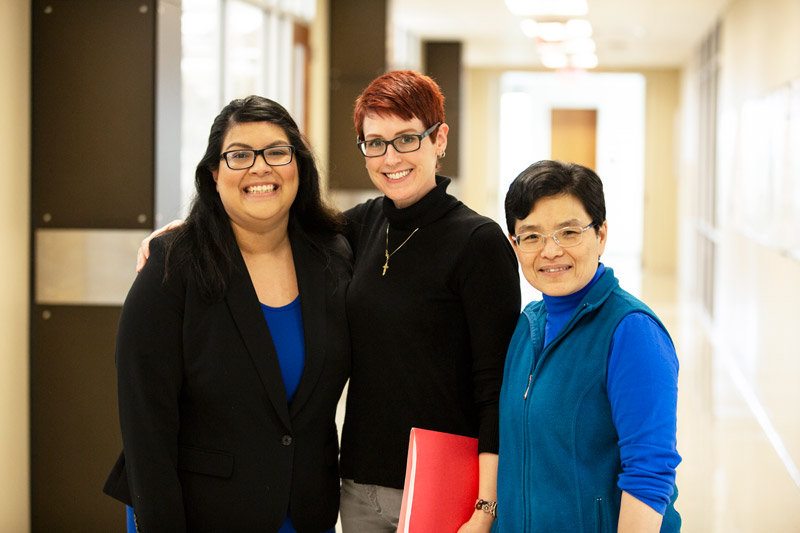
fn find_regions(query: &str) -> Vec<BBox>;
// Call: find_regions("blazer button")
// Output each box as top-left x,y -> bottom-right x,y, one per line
281,435 -> 293,446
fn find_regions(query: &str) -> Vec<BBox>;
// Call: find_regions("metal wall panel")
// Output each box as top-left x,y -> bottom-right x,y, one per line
32,0 -> 155,229
35,229 -> 150,305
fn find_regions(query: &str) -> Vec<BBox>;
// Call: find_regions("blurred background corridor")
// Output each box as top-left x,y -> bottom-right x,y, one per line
2,0 -> 799,530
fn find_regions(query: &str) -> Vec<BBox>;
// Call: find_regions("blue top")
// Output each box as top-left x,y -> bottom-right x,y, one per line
262,297 -> 330,533
495,266 -> 681,532
260,297 -> 305,404
541,264 -> 680,513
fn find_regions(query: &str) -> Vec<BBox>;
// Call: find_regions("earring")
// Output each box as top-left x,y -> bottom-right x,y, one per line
437,151 -> 446,159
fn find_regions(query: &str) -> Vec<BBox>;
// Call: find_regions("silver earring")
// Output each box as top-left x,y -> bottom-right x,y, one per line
437,151 -> 446,159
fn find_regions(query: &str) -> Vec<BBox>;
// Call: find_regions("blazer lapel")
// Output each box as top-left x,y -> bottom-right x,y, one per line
288,230 -> 327,417
225,249 -> 292,431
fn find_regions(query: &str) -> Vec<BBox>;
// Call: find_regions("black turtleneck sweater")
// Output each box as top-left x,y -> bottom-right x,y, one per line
339,177 -> 521,489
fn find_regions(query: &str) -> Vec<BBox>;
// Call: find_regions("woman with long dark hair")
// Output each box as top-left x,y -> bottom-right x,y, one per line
104,96 -> 351,532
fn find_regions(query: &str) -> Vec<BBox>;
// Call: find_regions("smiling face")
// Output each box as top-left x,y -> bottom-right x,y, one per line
361,114 -> 448,209
511,193 -> 607,297
212,121 -> 299,235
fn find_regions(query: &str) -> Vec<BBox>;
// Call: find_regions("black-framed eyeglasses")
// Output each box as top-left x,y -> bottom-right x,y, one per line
512,223 -> 596,253
220,145 -> 295,170
357,122 -> 441,157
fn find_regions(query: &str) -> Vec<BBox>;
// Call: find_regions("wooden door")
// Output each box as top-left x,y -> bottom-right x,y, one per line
551,108 -> 597,169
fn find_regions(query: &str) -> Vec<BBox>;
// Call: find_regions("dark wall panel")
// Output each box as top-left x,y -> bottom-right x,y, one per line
30,1 -> 164,530
31,305 -> 123,531
424,41 -> 462,179
32,0 -> 155,229
328,0 -> 387,189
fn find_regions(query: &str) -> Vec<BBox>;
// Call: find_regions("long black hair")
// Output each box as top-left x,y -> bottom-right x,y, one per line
165,95 -> 343,301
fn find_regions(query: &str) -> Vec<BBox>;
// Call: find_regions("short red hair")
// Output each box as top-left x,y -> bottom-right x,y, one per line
353,70 -> 445,140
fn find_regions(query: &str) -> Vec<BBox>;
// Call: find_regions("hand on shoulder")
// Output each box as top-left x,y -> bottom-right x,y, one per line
137,219 -> 185,272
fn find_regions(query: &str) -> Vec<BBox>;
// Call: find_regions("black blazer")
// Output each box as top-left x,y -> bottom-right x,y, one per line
103,227 -> 352,532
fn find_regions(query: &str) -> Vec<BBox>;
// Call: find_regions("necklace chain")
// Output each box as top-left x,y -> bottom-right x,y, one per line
382,223 -> 419,276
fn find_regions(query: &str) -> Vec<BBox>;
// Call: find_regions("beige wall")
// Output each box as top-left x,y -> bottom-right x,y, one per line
677,0 -> 800,527
309,0 -> 330,190
640,69 -> 680,276
719,0 -> 800,106
461,68 -> 503,222
704,0 -> 800,375
0,0 -> 31,531
461,67 -> 680,278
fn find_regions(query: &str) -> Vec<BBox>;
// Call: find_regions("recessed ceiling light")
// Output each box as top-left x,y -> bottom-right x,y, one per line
571,52 -> 599,69
520,18 -> 538,38
566,19 -> 592,39
564,37 -> 596,55
537,22 -> 567,42
506,0 -> 588,16
541,51 -> 569,68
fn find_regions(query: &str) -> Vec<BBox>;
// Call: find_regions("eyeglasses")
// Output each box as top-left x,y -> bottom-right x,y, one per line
220,145 -> 295,170
357,122 -> 441,157
512,223 -> 596,253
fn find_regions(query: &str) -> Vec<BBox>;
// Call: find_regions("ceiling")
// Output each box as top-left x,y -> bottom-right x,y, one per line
391,0 -> 730,69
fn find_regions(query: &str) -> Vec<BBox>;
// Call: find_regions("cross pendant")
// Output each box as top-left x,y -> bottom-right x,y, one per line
382,250 -> 390,276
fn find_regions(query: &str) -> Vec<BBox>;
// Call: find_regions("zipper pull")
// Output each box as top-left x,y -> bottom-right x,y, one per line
523,374 -> 532,399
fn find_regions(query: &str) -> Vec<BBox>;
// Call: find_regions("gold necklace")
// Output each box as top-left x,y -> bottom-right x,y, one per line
382,223 -> 419,276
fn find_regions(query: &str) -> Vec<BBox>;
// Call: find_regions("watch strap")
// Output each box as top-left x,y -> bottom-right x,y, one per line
475,499 -> 497,518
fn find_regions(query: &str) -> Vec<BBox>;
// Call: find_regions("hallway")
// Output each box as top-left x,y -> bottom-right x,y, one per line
3,0 -> 800,530
644,271 -> 800,532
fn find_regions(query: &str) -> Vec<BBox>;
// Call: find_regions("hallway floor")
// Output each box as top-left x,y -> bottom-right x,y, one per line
643,273 -> 800,532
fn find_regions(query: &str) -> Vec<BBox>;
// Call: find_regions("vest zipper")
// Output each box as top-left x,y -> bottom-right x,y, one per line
523,373 -> 532,399
595,497 -> 604,533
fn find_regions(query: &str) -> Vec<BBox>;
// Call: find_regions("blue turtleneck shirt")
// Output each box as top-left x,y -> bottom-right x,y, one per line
541,264 -> 680,513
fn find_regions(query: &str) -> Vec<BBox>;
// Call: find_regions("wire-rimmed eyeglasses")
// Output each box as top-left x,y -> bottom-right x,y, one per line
357,122 -> 441,157
220,145 -> 295,170
512,223 -> 596,253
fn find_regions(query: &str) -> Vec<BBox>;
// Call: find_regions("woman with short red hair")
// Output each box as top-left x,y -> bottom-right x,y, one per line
338,70 -> 520,533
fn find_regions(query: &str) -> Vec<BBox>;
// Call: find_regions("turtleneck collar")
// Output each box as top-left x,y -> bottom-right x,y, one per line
542,263 -> 605,346
543,263 -> 605,314
381,176 -> 460,230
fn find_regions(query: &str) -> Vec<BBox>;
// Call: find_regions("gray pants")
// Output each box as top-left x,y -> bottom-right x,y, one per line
340,478 -> 404,532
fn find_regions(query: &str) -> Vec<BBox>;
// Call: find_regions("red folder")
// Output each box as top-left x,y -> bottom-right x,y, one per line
396,428 -> 479,533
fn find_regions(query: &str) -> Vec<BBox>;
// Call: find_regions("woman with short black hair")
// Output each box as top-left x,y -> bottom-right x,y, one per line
496,160 -> 681,532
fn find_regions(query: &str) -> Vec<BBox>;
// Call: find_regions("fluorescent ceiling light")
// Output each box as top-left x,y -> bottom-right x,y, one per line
520,19 -> 538,38
521,18 -> 593,42
537,22 -> 567,42
564,37 -> 596,54
571,53 -> 599,69
541,51 -> 568,69
506,0 -> 588,16
566,19 -> 593,39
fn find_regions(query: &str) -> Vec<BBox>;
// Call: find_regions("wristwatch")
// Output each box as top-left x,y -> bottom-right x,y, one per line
475,499 -> 497,518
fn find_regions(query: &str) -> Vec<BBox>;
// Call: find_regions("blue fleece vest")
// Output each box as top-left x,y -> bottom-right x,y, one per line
495,268 -> 680,532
